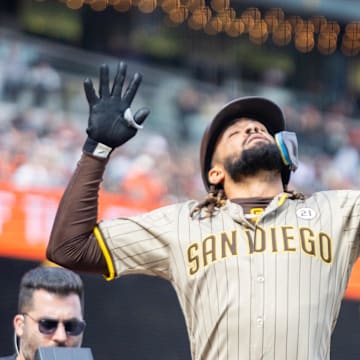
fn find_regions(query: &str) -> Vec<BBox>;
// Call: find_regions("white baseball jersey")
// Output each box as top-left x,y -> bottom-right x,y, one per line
96,190 -> 360,360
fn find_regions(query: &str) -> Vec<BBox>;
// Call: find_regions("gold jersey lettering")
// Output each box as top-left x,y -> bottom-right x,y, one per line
187,243 -> 200,275
248,207 -> 264,223
202,235 -> 216,266
254,226 -> 266,252
270,227 -> 278,252
319,232 -> 332,264
299,228 -> 316,256
185,226 -> 334,276
221,230 -> 238,258
244,229 -> 254,254
282,226 -> 296,252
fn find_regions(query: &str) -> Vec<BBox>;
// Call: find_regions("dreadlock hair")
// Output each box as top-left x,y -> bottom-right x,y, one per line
191,184 -> 306,218
190,185 -> 227,218
283,185 -> 306,200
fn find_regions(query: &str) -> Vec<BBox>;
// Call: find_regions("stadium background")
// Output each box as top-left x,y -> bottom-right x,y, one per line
0,0 -> 359,358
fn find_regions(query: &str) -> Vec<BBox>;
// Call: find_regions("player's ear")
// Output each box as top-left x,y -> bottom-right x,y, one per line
208,165 -> 225,186
14,314 -> 25,337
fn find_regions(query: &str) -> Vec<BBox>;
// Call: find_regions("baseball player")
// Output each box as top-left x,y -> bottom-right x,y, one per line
47,60 -> 360,360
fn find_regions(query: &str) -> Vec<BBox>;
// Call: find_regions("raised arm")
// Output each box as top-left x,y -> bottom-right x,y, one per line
46,61 -> 150,274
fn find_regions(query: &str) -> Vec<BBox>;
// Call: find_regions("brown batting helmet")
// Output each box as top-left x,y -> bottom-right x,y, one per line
200,96 -> 287,192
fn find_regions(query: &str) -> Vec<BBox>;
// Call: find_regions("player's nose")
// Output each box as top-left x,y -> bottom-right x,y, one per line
51,323 -> 67,343
245,123 -> 261,135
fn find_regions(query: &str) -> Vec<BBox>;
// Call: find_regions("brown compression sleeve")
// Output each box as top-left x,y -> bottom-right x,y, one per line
47,153 -> 108,274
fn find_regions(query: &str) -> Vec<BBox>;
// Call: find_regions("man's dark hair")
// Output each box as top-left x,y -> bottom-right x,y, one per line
18,266 -> 84,313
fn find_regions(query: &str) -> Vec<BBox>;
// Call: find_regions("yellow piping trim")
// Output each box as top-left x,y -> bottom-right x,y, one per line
94,226 -> 115,281
278,193 -> 289,206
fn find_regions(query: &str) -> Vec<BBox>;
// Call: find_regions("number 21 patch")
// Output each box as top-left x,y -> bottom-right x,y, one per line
296,207 -> 317,220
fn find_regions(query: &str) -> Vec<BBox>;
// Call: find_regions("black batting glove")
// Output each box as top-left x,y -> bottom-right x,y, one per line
83,61 -> 150,157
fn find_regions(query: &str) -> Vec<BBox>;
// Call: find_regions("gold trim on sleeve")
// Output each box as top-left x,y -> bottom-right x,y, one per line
94,226 -> 116,281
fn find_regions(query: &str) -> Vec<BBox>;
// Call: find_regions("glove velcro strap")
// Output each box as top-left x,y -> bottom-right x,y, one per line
83,137 -> 112,159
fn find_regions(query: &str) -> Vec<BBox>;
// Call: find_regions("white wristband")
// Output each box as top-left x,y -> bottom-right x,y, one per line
83,137 -> 112,159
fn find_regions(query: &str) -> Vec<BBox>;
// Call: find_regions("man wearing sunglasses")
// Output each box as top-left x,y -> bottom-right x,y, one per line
0,266 -> 86,360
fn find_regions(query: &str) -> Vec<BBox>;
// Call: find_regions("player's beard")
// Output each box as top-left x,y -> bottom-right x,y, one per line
223,143 -> 283,183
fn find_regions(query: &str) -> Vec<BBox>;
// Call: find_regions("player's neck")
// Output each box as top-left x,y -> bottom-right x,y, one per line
225,171 -> 284,199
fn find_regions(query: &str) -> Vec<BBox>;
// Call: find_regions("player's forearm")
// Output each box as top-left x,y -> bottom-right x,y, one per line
47,60 -> 149,273
46,152 -> 107,272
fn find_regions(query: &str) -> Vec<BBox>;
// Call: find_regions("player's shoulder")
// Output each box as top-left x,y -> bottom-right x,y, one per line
311,189 -> 360,196
308,189 -> 360,203
143,199 -> 198,216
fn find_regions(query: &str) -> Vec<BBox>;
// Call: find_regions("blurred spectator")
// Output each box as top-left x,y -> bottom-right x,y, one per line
11,144 -> 62,189
175,85 -> 201,143
119,154 -> 167,205
26,58 -> 62,107
117,134 -> 172,206
0,42 -> 30,102
322,112 -> 349,156
1,33 -> 360,204
330,129 -> 360,186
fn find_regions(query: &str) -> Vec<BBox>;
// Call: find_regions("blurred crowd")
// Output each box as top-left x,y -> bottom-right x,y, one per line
0,34 -> 360,207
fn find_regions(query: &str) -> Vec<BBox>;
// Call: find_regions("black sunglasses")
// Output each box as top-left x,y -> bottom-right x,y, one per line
23,313 -> 86,336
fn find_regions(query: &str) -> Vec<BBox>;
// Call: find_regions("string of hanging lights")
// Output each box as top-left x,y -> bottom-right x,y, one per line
59,0 -> 360,56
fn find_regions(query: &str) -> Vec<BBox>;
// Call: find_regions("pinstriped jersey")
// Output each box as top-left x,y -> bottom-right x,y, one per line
97,190 -> 360,360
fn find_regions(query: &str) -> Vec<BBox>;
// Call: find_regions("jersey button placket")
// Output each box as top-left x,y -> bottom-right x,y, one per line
256,316 -> 264,327
256,273 -> 265,330
251,228 -> 265,359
